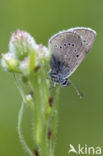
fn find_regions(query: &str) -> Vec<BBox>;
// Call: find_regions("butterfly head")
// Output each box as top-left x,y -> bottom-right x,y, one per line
49,69 -> 69,87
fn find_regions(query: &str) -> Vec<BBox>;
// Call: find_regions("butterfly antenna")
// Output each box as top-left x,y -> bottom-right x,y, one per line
69,79 -> 83,99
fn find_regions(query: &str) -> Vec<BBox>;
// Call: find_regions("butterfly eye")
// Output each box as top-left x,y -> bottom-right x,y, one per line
72,43 -> 75,47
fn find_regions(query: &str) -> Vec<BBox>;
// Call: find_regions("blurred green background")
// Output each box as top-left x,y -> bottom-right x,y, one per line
0,0 -> 103,156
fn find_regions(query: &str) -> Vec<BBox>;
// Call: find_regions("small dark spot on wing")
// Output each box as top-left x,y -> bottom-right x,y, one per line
76,55 -> 79,57
68,43 -> 71,46
64,43 -> 67,46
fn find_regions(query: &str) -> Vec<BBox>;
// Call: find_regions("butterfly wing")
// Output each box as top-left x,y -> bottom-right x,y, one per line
49,28 -> 96,78
69,27 -> 96,52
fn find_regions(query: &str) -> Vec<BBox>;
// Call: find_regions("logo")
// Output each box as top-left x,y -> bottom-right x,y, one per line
68,144 -> 102,155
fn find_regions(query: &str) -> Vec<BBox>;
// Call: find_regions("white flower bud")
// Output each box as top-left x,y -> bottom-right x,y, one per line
26,94 -> 33,103
9,30 -> 37,60
1,53 -> 19,71
36,44 -> 49,59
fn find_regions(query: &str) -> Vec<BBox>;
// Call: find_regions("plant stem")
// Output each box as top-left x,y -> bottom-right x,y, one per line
18,102 -> 34,156
30,69 -> 51,156
49,86 -> 60,156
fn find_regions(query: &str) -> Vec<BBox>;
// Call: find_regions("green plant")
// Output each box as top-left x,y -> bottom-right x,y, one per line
1,30 -> 60,156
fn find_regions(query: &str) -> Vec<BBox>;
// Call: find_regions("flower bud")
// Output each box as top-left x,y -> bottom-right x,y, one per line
9,30 -> 37,60
36,44 -> 49,60
26,94 -> 33,103
1,53 -> 19,72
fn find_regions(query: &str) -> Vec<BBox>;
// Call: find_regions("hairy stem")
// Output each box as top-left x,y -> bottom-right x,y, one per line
18,102 -> 34,156
49,86 -> 60,156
